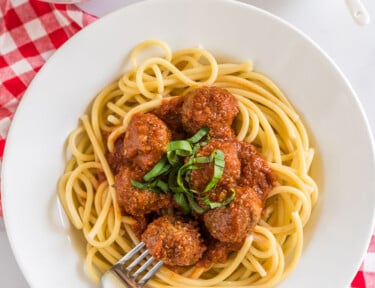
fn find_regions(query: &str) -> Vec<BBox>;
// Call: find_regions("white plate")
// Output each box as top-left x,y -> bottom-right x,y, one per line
2,0 -> 375,287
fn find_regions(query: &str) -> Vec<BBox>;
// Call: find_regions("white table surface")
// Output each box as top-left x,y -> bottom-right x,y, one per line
1,0 -> 374,287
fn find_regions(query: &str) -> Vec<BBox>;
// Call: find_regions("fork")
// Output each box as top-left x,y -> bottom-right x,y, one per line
101,242 -> 164,288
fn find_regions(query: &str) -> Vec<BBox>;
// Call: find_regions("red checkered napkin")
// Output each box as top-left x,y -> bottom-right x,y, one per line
0,0 -> 96,217
0,1 -> 373,287
352,235 -> 375,288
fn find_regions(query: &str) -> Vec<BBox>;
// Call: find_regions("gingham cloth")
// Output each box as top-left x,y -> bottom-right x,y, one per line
0,1 -> 374,287
0,0 -> 96,215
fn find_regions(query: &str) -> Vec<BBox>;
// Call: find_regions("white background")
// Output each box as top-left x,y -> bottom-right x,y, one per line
1,0 -> 374,286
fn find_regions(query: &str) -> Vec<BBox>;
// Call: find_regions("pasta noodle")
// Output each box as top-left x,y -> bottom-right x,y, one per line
58,40 -> 318,287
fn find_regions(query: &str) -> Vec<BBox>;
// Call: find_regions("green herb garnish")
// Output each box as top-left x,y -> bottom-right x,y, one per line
130,127 -> 235,213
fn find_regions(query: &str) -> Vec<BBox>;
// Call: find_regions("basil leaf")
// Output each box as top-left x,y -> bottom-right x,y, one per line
174,193 -> 190,214
155,179 -> 169,194
168,169 -> 184,193
192,156 -> 212,164
186,194 -> 206,214
186,127 -> 209,143
203,149 -> 225,192
202,189 -> 236,209
167,151 -> 180,166
131,179 -> 149,190
143,155 -> 170,182
167,140 -> 193,157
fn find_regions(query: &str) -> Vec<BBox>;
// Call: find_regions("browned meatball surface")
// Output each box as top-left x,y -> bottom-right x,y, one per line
152,96 -> 186,140
197,239 -> 243,268
129,215 -> 148,240
203,186 -> 262,243
239,142 -> 276,201
106,134 -> 125,175
181,87 -> 239,139
123,113 -> 171,171
142,215 -> 207,266
114,166 -> 173,216
190,139 -> 241,192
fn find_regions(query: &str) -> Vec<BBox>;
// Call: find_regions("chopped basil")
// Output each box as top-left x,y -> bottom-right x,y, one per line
143,155 -> 170,182
130,127 -> 235,213
173,193 -> 190,214
202,189 -> 236,209
203,150 -> 225,193
186,127 -> 209,143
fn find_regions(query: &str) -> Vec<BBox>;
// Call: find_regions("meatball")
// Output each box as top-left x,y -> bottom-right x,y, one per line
123,113 -> 171,171
106,134 -> 126,175
181,86 -> 239,139
239,142 -> 276,201
114,166 -> 173,216
203,186 -> 262,243
142,215 -> 207,266
197,239 -> 243,268
129,215 -> 148,240
190,139 -> 241,192
152,96 -> 187,140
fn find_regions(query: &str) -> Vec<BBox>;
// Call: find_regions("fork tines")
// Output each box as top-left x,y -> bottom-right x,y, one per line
111,242 -> 164,288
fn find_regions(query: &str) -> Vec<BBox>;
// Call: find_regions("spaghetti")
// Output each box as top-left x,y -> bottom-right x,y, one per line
58,40 -> 318,287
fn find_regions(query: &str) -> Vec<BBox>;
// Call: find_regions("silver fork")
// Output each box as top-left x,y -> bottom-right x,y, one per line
101,242 -> 164,288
